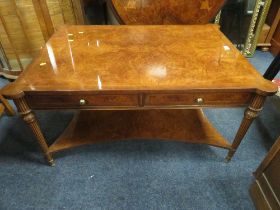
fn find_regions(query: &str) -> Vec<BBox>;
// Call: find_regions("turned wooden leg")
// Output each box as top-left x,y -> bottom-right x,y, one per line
14,97 -> 54,166
0,95 -> 15,116
226,94 -> 265,162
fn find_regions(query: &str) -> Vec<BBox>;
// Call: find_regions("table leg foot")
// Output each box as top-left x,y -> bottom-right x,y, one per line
225,150 -> 235,162
46,157 -> 55,166
224,157 -> 230,163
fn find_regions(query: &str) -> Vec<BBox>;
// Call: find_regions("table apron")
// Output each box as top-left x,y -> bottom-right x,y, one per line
24,92 -> 253,110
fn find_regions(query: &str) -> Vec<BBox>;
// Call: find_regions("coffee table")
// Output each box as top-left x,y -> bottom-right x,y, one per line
2,25 -> 277,166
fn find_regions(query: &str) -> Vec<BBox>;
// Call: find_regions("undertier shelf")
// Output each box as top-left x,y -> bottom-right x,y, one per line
49,109 -> 231,153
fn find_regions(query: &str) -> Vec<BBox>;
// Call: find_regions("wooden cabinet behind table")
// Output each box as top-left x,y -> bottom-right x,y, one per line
258,0 -> 280,55
250,136 -> 280,210
265,0 -> 280,55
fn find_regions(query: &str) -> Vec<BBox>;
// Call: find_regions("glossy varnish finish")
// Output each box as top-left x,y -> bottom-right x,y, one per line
110,0 -> 225,24
2,25 -> 277,165
2,25 -> 276,96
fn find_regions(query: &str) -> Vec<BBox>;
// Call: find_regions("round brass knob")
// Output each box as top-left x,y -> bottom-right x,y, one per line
196,97 -> 204,105
79,99 -> 86,105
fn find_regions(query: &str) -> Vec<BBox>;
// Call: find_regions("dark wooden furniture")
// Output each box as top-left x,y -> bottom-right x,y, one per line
109,0 -> 225,24
258,0 -> 280,51
265,0 -> 280,55
250,136 -> 280,210
250,51 -> 280,209
2,25 -> 277,166
263,52 -> 280,80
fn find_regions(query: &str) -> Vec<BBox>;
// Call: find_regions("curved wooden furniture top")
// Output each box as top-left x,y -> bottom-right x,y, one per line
110,0 -> 226,24
2,25 -> 277,98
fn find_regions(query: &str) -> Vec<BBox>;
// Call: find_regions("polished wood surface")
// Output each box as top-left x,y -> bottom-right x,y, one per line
250,136 -> 280,210
2,25 -> 277,98
110,0 -> 225,24
49,109 -> 231,153
1,25 -> 277,165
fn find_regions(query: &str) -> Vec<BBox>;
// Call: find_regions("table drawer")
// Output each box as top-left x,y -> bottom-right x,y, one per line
26,94 -> 139,109
145,92 -> 252,106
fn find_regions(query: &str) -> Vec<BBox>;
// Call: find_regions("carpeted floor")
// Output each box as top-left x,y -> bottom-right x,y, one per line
0,50 -> 280,210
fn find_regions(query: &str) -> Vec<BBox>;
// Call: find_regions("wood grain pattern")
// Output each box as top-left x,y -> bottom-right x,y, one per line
2,25 -> 277,98
49,109 -> 231,153
24,91 -> 253,110
110,0 -> 225,24
26,93 -> 139,109
144,92 -> 252,107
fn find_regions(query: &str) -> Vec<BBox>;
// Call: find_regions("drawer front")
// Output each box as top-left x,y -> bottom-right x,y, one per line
26,92 -> 252,109
145,92 -> 252,106
26,94 -> 139,109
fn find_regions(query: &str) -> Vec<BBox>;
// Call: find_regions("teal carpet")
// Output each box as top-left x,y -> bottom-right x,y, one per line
0,50 -> 279,210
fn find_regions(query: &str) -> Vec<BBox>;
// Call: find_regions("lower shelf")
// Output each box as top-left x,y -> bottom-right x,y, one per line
48,109 -> 232,153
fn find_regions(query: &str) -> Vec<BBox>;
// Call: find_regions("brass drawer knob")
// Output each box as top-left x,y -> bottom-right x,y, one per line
196,97 -> 204,104
79,99 -> 86,105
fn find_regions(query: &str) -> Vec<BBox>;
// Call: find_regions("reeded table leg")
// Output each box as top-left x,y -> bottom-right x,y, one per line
14,97 -> 54,166
226,94 -> 265,162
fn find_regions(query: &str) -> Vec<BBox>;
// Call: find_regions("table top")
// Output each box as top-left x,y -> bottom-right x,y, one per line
3,25 -> 277,98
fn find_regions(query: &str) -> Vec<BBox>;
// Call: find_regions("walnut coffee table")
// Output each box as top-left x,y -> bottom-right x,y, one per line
2,25 -> 277,166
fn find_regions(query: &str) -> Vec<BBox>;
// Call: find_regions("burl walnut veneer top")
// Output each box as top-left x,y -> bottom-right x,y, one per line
3,25 -> 277,98
110,0 -> 225,24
